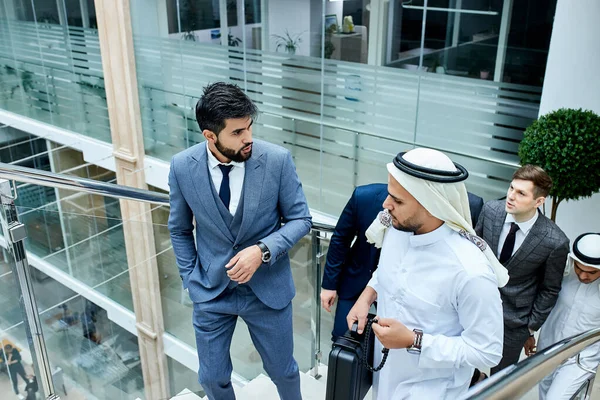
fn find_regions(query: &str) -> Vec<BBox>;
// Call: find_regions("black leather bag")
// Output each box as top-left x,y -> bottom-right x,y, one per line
325,314 -> 389,400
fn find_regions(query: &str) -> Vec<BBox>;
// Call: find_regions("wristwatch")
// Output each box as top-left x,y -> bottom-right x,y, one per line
256,241 -> 271,263
407,329 -> 424,354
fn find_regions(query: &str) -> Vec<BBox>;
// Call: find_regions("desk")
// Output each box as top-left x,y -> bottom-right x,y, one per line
331,32 -> 363,63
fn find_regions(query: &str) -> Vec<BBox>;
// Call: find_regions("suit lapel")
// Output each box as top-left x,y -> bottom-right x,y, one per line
491,201 -> 506,253
189,146 -> 235,243
507,211 -> 548,269
235,150 -> 266,245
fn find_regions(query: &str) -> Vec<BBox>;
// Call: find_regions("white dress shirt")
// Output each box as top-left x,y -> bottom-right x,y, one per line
367,224 -> 503,399
206,142 -> 245,215
538,261 -> 600,399
497,211 -> 539,258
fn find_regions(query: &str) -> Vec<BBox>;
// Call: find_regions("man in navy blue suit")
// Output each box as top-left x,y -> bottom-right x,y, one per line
321,184 -> 484,339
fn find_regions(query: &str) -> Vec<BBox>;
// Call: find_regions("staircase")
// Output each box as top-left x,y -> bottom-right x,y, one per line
170,365 -> 365,400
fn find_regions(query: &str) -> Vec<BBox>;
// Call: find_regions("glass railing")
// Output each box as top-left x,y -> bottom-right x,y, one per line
0,15 -> 538,218
0,18 -> 110,142
5,161 -> 600,400
0,161 -> 337,399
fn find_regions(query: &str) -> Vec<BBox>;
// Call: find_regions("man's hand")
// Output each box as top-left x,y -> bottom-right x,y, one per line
320,289 -> 337,312
226,245 -> 263,284
347,299 -> 371,334
524,335 -> 536,357
371,317 -> 415,349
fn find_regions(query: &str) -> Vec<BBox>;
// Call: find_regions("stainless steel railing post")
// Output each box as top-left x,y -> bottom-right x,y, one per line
310,229 -> 325,379
0,179 -> 59,400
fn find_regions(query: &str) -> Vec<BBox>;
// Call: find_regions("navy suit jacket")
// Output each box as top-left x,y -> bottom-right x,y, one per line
468,192 -> 484,228
322,185 -> 485,300
321,184 -> 388,300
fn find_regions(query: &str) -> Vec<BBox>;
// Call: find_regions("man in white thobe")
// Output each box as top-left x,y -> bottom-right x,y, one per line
347,148 -> 507,399
538,232 -> 600,400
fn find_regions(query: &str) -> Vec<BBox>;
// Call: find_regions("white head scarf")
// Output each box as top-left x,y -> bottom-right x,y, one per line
565,233 -> 600,275
366,148 -> 509,287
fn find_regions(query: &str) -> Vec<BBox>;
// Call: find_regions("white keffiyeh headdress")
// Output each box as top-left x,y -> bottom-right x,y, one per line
366,148 -> 509,288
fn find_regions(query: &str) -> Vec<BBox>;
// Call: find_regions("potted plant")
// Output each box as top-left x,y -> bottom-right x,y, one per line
272,30 -> 304,55
181,31 -> 197,41
228,31 -> 242,47
324,24 -> 337,59
518,108 -> 600,221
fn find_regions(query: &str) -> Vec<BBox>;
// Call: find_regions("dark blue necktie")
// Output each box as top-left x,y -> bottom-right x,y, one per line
218,164 -> 234,210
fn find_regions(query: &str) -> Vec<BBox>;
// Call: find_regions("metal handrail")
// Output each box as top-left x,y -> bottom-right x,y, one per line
0,161 -> 337,381
0,162 -> 167,206
0,162 -> 337,231
464,327 -> 600,399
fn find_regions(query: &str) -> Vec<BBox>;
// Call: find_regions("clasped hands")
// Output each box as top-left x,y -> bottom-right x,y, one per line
346,300 -> 415,349
225,245 -> 263,284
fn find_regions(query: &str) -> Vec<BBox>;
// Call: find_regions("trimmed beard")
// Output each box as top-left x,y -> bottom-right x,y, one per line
215,139 -> 252,162
392,217 -> 421,233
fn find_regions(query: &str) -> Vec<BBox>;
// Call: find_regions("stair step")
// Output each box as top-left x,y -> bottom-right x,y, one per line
172,388 -> 204,400
173,365 -> 375,400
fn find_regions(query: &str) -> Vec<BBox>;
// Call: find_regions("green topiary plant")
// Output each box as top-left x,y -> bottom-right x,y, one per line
518,108 -> 600,221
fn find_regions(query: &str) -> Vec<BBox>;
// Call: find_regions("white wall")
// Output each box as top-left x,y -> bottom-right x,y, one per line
539,0 -> 600,240
129,0 -> 169,37
267,0 -> 311,56
326,0 -> 343,32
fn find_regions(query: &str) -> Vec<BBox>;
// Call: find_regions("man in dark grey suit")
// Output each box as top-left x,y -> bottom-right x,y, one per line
476,165 -> 569,374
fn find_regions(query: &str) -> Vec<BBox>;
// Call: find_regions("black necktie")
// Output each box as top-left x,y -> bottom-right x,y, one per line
218,164 -> 233,210
499,222 -> 520,264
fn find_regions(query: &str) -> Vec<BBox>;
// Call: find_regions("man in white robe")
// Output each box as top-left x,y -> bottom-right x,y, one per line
538,233 -> 600,400
347,148 -> 507,399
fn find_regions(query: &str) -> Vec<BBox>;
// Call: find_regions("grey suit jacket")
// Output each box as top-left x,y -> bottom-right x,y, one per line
168,139 -> 312,310
475,200 -> 569,331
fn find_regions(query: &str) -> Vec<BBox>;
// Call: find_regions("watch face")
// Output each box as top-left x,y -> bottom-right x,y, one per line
262,250 -> 271,262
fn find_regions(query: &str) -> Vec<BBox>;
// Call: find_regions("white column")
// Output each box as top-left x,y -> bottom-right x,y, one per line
56,0 -> 67,26
220,0 -> 228,45
367,0 -> 387,66
79,0 -> 89,28
493,0 -> 513,82
539,0 -> 600,240
261,0 -> 269,51
130,0 -> 169,37
451,0 -> 462,47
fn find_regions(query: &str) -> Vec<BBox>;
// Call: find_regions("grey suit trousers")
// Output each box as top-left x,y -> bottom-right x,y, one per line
491,325 -> 530,374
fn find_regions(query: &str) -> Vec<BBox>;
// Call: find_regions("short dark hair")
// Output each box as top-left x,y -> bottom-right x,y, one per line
195,82 -> 258,135
512,164 -> 552,198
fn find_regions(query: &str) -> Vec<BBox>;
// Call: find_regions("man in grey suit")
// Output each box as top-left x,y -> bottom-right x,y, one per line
168,82 -> 312,400
475,165 -> 569,374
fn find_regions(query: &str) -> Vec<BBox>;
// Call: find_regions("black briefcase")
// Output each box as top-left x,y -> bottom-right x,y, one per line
325,314 -> 388,400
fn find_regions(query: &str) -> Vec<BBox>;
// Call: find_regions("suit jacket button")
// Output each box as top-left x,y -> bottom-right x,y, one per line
234,245 -> 239,250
